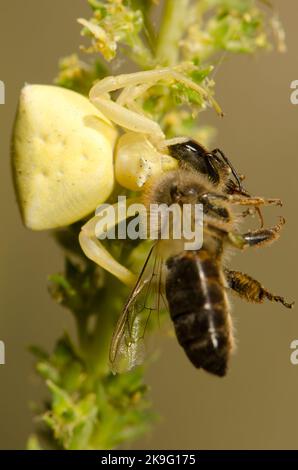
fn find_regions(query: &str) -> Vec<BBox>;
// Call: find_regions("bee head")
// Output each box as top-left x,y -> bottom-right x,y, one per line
168,139 -> 243,191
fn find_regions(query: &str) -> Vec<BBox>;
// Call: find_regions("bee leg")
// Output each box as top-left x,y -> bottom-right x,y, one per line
224,269 -> 294,309
228,195 -> 282,207
202,192 -> 265,228
203,199 -> 231,221
222,217 -> 284,250
202,193 -> 282,207
203,215 -> 233,235
237,217 -> 286,248
203,215 -> 284,249
238,206 -> 264,228
241,208 -> 255,218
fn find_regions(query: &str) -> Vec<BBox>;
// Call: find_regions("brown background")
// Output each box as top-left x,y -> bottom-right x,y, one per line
0,0 -> 297,449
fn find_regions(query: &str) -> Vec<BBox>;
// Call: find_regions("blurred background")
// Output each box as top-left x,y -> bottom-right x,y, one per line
0,0 -> 297,450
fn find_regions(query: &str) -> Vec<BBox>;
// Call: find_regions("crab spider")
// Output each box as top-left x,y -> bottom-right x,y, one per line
81,68 -> 210,285
12,68 -> 220,286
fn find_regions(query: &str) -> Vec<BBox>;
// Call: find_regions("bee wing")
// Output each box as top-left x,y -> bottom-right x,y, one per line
110,243 -> 166,373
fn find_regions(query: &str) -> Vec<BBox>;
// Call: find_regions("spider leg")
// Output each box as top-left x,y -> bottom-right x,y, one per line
79,198 -> 140,286
89,68 -> 222,146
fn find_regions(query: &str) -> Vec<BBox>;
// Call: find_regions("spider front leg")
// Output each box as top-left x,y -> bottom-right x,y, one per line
89,70 -> 167,145
79,198 -> 141,286
89,68 -> 221,148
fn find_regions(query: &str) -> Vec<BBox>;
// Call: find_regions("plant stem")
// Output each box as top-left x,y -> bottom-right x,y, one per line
75,275 -> 126,377
126,37 -> 155,69
156,0 -> 190,65
134,0 -> 157,56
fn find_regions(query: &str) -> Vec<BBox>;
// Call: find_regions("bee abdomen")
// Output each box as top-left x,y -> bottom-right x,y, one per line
165,252 -> 233,377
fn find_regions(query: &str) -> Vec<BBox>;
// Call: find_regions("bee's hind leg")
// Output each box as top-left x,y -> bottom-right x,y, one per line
224,269 -> 294,309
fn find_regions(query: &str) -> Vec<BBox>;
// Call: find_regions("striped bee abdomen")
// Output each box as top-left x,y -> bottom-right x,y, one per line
165,250 -> 233,377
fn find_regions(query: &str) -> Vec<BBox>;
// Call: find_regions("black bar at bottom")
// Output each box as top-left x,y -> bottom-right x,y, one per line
1,450 -> 298,465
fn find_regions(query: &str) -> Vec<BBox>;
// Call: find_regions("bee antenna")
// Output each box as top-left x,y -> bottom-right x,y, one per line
211,148 -> 243,191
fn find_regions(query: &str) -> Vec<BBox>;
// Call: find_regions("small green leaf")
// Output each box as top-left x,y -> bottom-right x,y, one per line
27,435 -> 43,450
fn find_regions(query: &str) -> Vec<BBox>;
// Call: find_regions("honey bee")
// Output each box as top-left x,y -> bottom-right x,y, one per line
110,140 -> 294,377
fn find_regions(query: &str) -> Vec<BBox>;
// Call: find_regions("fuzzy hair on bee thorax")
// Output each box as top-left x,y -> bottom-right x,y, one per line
143,168 -> 216,207
142,167 -> 235,252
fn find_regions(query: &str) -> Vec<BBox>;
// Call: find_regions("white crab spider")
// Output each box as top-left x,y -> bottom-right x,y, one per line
12,68 -> 218,286
80,67 -> 220,286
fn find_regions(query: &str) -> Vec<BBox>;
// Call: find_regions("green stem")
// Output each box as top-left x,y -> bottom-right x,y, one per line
156,0 -> 190,66
129,37 -> 155,69
75,275 -> 127,377
133,0 -> 156,55
76,314 -> 89,351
